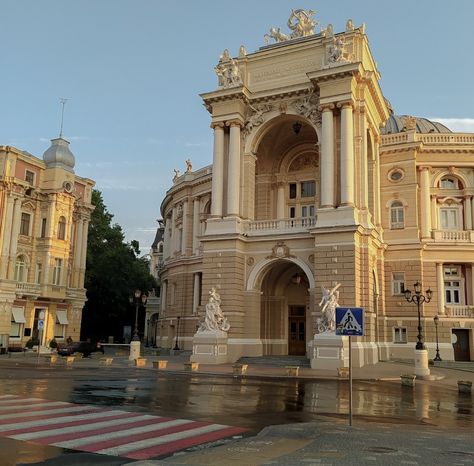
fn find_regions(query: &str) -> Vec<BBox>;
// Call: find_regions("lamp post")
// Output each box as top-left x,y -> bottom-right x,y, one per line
433,315 -> 442,361
404,281 -> 433,377
404,281 -> 432,350
129,289 -> 147,360
174,316 -> 181,351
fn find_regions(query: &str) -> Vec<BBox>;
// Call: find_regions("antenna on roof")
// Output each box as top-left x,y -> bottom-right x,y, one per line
59,97 -> 69,138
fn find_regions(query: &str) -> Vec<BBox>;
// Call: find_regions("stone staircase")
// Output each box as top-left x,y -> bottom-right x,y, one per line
236,355 -> 311,368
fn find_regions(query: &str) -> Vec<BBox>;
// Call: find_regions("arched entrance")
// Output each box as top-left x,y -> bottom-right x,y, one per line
254,259 -> 313,356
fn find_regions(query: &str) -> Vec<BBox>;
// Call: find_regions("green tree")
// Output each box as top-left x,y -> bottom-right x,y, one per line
81,190 -> 157,342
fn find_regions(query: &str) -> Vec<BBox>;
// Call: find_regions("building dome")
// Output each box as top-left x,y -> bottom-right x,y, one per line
381,114 -> 452,135
42,137 -> 75,172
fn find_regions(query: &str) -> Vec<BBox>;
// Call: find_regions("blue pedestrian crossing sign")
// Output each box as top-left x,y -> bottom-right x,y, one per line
335,307 -> 364,336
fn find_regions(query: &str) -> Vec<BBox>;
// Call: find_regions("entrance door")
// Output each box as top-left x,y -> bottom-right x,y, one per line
288,305 -> 306,355
452,329 -> 471,361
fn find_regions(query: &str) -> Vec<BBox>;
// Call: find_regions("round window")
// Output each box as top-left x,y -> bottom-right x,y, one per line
389,169 -> 404,182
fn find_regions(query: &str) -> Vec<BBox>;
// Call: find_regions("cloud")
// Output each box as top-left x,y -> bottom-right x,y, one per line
429,118 -> 474,133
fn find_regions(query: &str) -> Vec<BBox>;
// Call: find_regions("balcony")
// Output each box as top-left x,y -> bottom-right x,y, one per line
445,305 -> 474,318
15,282 -> 41,297
432,230 -> 474,243
244,217 -> 317,236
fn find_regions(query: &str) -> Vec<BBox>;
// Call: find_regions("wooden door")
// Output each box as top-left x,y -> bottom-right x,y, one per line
452,329 -> 471,361
288,306 -> 306,355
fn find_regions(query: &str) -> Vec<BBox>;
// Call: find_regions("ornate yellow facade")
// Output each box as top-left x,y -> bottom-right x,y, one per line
159,14 -> 474,364
0,139 -> 94,351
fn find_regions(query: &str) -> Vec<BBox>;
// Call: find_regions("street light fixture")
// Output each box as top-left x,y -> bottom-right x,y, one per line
130,289 -> 147,342
433,315 -> 442,361
404,281 -> 432,350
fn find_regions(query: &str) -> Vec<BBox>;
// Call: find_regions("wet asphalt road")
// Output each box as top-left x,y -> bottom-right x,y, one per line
0,361 -> 472,465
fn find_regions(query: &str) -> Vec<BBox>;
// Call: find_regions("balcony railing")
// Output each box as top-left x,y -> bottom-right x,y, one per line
432,230 -> 474,242
245,217 -> 316,236
15,282 -> 41,296
445,305 -> 474,318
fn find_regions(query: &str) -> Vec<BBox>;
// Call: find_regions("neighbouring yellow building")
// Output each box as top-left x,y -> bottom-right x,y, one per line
157,12 -> 474,364
0,137 -> 94,351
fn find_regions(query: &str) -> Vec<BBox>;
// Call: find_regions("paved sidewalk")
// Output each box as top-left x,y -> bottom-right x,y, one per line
4,352 -> 474,465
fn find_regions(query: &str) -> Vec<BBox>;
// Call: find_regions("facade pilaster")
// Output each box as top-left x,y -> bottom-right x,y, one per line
0,195 -> 15,278
163,217 -> 171,260
171,206 -> 177,255
436,262 -> 445,315
465,196 -> 472,230
374,135 -> 382,226
360,113 -> 369,210
192,198 -> 200,254
226,120 -> 242,217
181,200 -> 188,256
419,166 -> 431,239
7,197 -> 22,279
72,217 -> 84,288
276,182 -> 286,219
320,105 -> 335,208
193,272 -> 200,315
161,280 -> 167,312
79,220 -> 89,287
339,103 -> 355,206
210,122 -> 225,217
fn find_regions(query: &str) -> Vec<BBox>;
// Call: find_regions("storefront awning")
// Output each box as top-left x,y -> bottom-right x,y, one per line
12,308 -> 26,323
56,310 -> 69,325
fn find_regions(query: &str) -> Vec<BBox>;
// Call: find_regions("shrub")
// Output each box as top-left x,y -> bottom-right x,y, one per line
25,338 -> 40,349
49,339 -> 58,349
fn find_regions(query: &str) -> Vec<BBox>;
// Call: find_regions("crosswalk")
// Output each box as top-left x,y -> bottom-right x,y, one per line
0,394 -> 247,460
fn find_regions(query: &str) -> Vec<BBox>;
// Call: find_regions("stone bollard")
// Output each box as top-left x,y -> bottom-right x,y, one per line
233,363 -> 248,376
153,360 -> 168,369
134,358 -> 147,367
401,374 -> 416,387
458,380 -> 472,394
285,366 -> 300,377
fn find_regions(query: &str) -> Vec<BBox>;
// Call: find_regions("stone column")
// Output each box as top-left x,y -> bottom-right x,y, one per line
181,200 -> 188,256
171,206 -> 177,255
210,122 -> 225,217
420,166 -> 431,239
192,198 -> 200,254
226,121 -> 242,217
0,195 -> 15,278
320,105 -> 335,208
276,182 -> 286,219
431,195 -> 438,230
193,273 -> 200,315
436,263 -> 445,315
7,198 -> 22,280
340,103 -> 355,206
465,197 -> 472,230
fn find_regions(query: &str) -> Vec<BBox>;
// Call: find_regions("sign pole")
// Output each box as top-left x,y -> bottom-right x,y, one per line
349,335 -> 352,426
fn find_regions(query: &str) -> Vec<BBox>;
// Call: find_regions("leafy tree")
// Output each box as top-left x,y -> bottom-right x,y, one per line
81,190 -> 157,342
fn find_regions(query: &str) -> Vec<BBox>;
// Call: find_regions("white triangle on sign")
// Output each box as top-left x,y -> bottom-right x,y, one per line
339,309 -> 362,332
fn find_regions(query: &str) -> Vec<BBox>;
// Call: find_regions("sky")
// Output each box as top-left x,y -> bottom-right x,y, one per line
2,0 -> 474,250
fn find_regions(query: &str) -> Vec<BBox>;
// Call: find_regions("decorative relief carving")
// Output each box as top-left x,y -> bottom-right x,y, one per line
244,103 -> 273,135
323,34 -> 352,68
292,92 -> 321,127
266,242 -> 295,259
246,257 -> 255,266
215,49 -> 243,89
288,153 -> 318,172
405,116 -> 417,131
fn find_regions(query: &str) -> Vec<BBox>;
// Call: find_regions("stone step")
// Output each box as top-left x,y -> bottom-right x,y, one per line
236,356 -> 311,368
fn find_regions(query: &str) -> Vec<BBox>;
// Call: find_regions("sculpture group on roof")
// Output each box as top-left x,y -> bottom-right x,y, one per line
265,9 -> 317,44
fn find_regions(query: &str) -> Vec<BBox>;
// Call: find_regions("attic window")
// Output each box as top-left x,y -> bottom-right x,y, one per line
388,169 -> 404,182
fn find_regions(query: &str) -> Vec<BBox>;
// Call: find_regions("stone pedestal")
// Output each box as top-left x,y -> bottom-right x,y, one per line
414,349 -> 430,377
129,340 -> 140,361
309,333 -> 349,371
190,330 -> 230,364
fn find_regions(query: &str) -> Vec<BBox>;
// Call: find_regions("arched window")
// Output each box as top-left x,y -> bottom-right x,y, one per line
439,177 -> 461,189
390,201 -> 404,229
58,216 -> 66,240
14,255 -> 27,282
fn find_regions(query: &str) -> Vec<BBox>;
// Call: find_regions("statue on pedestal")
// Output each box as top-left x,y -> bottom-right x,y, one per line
317,283 -> 341,333
198,287 -> 230,333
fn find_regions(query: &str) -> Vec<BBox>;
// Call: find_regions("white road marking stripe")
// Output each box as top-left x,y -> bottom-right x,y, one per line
0,401 -> 70,412
0,395 -> 16,399
0,397 -> 43,405
0,408 -> 128,432
0,405 -> 98,422
54,419 -> 192,449
97,424 -> 227,456
12,414 -> 156,441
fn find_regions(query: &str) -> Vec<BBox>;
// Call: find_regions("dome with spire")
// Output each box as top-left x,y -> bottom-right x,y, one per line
381,114 -> 452,135
42,137 -> 75,172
